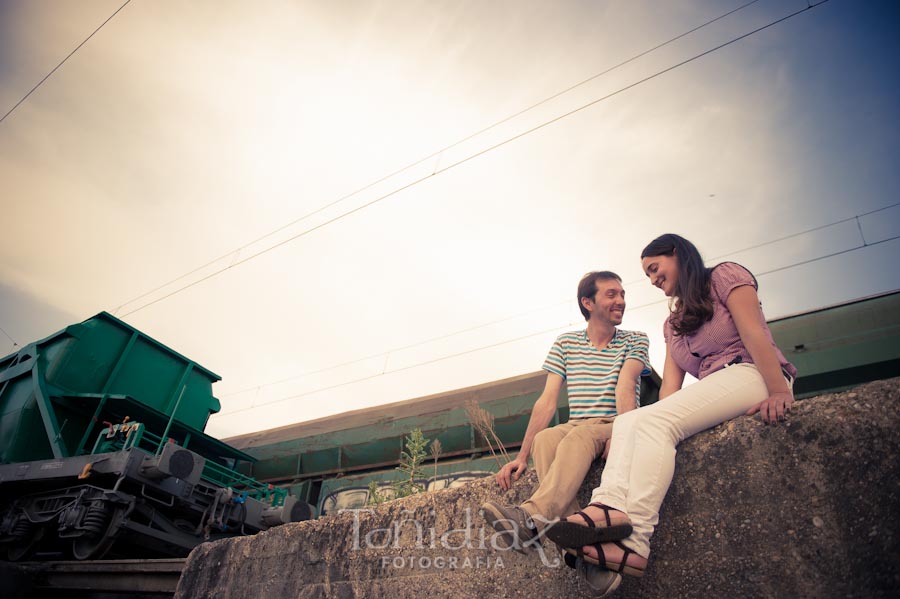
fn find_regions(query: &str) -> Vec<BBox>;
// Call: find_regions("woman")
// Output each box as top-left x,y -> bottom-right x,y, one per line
546,233 -> 796,579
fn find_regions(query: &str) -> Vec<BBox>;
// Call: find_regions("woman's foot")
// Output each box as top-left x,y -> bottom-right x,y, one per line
578,504 -> 630,528
580,541 -> 648,578
545,503 -> 633,548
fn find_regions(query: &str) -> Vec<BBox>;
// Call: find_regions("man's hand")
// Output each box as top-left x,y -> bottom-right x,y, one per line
496,457 -> 528,491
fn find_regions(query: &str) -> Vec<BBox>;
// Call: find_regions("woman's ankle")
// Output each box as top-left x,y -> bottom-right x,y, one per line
585,542 -> 649,567
585,504 -> 628,521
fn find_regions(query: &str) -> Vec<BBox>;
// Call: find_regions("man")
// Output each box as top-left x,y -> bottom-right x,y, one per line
480,271 -> 650,594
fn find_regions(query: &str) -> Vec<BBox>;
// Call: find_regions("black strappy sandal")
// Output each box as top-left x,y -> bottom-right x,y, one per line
570,540 -> 646,578
545,502 -> 633,548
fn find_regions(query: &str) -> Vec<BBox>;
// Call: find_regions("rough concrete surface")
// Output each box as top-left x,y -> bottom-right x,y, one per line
176,378 -> 900,599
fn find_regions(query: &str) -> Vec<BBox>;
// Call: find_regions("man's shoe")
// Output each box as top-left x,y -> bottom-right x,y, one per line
479,500 -> 538,553
578,558 -> 622,598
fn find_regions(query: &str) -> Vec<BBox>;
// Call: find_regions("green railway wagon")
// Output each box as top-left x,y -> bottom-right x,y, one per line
0,312 -> 308,561
768,290 -> 900,398
228,370 -> 661,515
0,312 -> 221,464
230,291 -> 900,518
311,455 -> 500,517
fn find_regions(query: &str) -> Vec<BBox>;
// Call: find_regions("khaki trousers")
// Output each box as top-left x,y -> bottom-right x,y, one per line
520,416 -> 615,529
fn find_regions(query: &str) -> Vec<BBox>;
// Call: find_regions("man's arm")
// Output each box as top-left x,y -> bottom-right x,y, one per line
602,358 -> 646,459
659,343 -> 686,400
495,373 -> 563,491
613,358 -> 645,416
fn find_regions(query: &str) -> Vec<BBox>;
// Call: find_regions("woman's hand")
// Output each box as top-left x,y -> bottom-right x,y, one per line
727,286 -> 795,426
746,390 -> 794,424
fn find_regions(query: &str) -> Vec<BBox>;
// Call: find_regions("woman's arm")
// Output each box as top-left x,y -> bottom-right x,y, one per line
726,286 -> 793,424
659,342 -> 686,400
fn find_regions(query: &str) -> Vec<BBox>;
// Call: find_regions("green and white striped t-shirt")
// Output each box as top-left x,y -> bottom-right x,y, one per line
542,328 -> 651,419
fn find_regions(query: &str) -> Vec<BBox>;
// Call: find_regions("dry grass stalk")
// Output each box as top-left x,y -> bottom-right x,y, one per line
430,438 -> 443,485
464,400 -> 510,467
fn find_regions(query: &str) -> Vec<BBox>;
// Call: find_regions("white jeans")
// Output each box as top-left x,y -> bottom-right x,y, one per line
590,363 -> 781,557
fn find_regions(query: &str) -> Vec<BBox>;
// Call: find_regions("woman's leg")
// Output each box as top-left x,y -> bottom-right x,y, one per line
591,363 -> 769,557
587,407 -> 641,512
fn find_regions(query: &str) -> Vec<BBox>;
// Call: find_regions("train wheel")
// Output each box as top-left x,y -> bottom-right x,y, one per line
7,524 -> 45,561
71,503 -> 120,560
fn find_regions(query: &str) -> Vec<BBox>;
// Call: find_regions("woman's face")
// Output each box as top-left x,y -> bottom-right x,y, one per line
641,253 -> 679,297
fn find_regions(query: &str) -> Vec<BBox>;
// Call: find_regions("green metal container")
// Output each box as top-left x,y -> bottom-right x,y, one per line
769,291 -> 900,397
0,312 -> 222,464
230,372 -> 660,485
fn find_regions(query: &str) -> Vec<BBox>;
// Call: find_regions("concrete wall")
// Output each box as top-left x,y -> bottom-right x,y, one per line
176,378 -> 900,599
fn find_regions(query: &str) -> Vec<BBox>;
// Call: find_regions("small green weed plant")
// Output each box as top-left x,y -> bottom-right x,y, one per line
367,428 -> 430,505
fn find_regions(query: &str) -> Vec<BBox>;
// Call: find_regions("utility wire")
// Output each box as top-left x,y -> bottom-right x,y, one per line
754,234 -> 900,278
217,233 -> 899,417
220,199 -> 895,399
705,201 -> 898,262
0,325 -> 18,348
222,321 -> 582,415
219,298 -> 569,398
0,1 -> 133,124
115,0 -> 798,317
113,0 -> 761,314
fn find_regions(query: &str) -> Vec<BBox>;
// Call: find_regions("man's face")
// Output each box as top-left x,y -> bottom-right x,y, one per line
584,279 -> 626,325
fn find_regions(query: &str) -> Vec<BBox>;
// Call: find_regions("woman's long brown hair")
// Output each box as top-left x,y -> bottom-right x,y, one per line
640,234 -> 714,336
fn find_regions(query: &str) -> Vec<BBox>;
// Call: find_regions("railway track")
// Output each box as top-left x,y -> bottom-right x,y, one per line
2,558 -> 186,598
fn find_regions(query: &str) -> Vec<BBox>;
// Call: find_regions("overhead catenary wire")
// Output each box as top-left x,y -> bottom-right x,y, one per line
4,2 -> 880,428
219,200 -> 897,399
112,0 -> 763,315
216,232 -> 900,417
116,0 -> 827,319
0,325 -> 18,348
704,202 -> 899,262
751,235 -> 900,278
0,1 -> 133,125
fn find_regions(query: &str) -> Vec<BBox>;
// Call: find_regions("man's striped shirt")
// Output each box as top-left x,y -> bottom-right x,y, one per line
542,328 -> 651,419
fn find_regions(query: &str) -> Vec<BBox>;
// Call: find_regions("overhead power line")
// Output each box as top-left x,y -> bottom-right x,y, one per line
753,235 -> 900,278
704,202 -> 897,262
115,0 -> 815,318
0,1 -> 133,125
216,236 -> 900,418
113,0 -> 762,315
216,223 -> 898,416
220,196 -> 898,401
0,325 -> 18,349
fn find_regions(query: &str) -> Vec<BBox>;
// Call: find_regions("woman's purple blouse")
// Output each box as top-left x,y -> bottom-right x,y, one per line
664,262 -> 797,380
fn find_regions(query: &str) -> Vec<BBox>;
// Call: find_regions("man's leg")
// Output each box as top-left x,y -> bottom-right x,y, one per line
480,422 -> 574,552
521,418 -> 613,528
530,422 -> 574,481
481,419 -> 611,552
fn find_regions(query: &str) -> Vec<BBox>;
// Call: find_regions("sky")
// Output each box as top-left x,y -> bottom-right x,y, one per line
1,0 -> 898,439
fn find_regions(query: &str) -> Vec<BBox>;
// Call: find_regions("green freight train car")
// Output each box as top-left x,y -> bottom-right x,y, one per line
766,290 -> 900,398
226,370 -> 662,517
228,290 -> 900,518
0,312 -> 310,561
